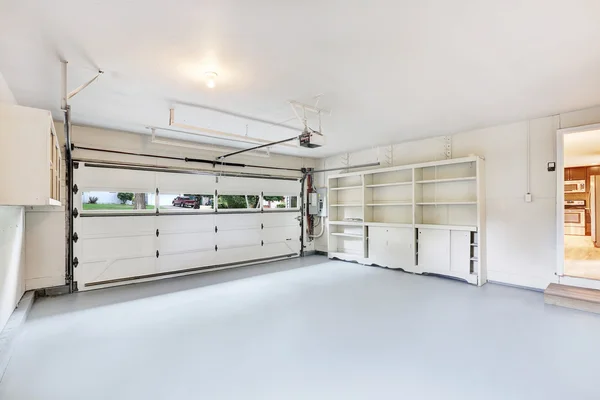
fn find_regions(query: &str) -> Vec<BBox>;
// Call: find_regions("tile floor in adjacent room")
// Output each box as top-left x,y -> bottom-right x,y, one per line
564,234 -> 600,280
2,256 -> 600,400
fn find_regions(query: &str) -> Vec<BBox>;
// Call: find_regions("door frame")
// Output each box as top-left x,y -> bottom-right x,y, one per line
556,122 -> 600,278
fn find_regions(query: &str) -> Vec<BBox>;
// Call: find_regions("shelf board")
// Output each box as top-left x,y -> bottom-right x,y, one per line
330,185 -> 363,191
330,233 -> 363,238
416,201 -> 477,205
47,198 -> 61,206
364,222 -> 413,228
366,202 -> 412,206
470,257 -> 479,261
330,204 -> 362,207
415,177 -> 476,184
328,221 -> 364,226
365,182 -> 412,188
416,224 -> 477,232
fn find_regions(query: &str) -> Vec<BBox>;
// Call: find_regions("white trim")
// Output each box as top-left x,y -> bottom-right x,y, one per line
556,122 -> 600,280
559,275 -> 600,290
556,128 -> 565,277
557,122 -> 600,135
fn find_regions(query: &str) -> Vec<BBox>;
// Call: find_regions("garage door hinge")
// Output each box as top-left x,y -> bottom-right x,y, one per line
215,245 -> 218,252
72,232 -> 79,243
73,257 -> 79,268
156,250 -> 160,258
65,274 -> 73,282
156,229 -> 160,237
155,208 -> 159,215
261,223 -> 264,230
156,188 -> 159,195
261,240 -> 264,246
73,184 -> 79,194
215,226 -> 218,233
73,208 -> 79,218
73,161 -> 79,169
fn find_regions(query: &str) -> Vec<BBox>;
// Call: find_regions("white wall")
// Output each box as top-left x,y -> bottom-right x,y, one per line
0,72 -> 25,332
24,123 -> 317,289
0,71 -> 16,105
316,105 -> 600,290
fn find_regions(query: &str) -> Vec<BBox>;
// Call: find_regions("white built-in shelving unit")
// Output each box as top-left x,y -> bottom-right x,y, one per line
327,155 -> 486,286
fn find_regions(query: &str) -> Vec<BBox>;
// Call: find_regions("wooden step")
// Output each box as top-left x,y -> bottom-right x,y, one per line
544,283 -> 600,314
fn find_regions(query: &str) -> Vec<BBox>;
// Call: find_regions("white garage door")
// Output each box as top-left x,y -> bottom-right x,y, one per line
72,163 -> 302,290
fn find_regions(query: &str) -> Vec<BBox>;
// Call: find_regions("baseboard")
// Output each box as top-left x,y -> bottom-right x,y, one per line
35,284 -> 71,297
304,250 -> 327,256
0,291 -> 36,380
488,280 -> 544,293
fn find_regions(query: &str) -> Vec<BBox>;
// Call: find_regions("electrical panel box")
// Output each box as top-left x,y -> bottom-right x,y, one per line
309,193 -> 319,215
309,188 -> 328,217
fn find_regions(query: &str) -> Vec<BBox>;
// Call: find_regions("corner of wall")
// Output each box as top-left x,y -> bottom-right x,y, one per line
0,71 -> 17,106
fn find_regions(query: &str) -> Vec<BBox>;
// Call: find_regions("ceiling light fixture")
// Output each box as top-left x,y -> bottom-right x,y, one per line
205,71 -> 218,88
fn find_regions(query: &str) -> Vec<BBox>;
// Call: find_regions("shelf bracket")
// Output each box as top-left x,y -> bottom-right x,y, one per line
444,136 -> 452,159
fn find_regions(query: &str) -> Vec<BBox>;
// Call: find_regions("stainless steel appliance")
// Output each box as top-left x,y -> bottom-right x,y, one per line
565,180 -> 586,193
565,200 -> 586,236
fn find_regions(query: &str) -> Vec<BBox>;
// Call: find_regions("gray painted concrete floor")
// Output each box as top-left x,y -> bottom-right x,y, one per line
1,256 -> 600,400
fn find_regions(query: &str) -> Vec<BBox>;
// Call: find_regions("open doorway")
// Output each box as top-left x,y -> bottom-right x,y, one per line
561,127 -> 600,280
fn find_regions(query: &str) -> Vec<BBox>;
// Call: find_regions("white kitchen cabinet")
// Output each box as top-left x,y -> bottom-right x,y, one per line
0,104 -> 62,206
368,226 -> 414,269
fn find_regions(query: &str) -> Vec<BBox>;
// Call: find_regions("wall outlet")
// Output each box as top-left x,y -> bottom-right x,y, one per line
525,193 -> 532,203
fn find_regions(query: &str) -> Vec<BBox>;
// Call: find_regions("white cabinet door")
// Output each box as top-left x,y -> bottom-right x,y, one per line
386,227 -> 414,269
450,230 -> 471,275
418,229 -> 450,272
369,227 -> 414,269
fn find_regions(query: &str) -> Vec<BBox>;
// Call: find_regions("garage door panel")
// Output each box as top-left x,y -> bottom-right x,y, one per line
216,213 -> 261,230
262,242 -> 300,258
80,234 -> 156,261
262,226 -> 299,242
78,257 -> 157,288
76,165 -> 155,192
156,172 -> 216,193
157,250 -> 218,273
157,214 -> 215,233
217,229 -> 262,248
160,231 -> 215,253
81,216 -> 155,236
216,246 -> 263,264
262,212 -> 300,228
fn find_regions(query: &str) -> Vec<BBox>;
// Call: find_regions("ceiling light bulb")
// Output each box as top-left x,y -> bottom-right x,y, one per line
205,71 -> 218,88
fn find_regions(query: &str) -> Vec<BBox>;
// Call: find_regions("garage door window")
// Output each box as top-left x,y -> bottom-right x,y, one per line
217,194 -> 261,211
262,195 -> 298,210
160,193 -> 214,212
81,191 -> 156,212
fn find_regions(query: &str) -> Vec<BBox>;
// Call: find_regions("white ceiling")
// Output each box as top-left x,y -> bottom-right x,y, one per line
2,0 -> 600,158
564,129 -> 600,167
